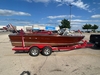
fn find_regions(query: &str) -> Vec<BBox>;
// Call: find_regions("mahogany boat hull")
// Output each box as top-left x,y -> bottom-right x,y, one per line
9,33 -> 85,47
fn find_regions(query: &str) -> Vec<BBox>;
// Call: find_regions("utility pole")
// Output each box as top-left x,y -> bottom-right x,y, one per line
69,4 -> 72,29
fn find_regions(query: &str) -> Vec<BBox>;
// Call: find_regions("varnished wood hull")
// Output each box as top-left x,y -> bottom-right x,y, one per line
9,33 -> 85,47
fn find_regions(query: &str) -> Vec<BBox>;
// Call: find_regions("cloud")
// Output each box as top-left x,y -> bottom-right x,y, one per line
25,0 -> 90,11
33,0 -> 50,3
55,0 -> 74,3
47,15 -> 67,19
15,21 -> 31,24
72,19 -> 100,23
25,0 -> 33,3
54,0 -> 62,2
5,18 -> 31,22
57,19 -> 84,24
57,3 -> 63,7
25,0 -> 50,3
93,2 -> 96,4
72,19 -> 87,22
25,0 -> 74,3
0,9 -> 31,16
47,15 -> 81,19
71,0 -> 89,10
57,19 -> 100,26
55,0 -> 90,11
91,14 -> 100,18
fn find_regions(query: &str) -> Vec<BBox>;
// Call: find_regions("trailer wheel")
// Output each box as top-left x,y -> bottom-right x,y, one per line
29,47 -> 40,56
42,46 -> 52,56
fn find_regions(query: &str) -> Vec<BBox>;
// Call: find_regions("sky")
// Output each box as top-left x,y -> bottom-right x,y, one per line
0,0 -> 100,30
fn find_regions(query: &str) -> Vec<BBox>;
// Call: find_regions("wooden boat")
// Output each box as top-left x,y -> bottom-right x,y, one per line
8,29 -> 85,47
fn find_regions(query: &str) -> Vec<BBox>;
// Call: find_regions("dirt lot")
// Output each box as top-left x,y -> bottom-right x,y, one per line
0,32 -> 100,75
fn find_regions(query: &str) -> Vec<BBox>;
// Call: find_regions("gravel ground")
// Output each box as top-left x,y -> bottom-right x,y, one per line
0,32 -> 100,75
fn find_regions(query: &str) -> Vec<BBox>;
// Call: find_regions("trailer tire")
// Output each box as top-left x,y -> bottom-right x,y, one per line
42,46 -> 52,56
29,47 -> 40,56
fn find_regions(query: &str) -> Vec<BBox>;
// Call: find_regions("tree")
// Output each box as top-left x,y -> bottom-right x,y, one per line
59,19 -> 71,29
82,24 -> 92,31
82,24 -> 99,32
91,24 -> 99,32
